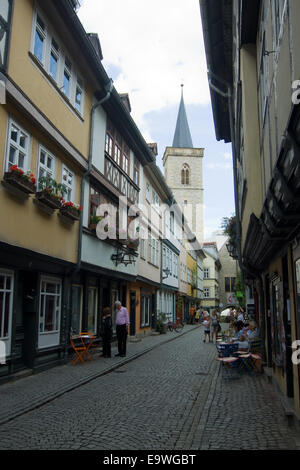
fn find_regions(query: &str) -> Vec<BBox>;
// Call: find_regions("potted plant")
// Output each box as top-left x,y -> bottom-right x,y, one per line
156,313 -> 167,334
89,214 -> 103,231
59,200 -> 82,221
3,165 -> 36,194
125,226 -> 140,250
35,176 -> 66,209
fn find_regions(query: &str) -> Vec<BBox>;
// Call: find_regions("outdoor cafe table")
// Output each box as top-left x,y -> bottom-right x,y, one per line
70,333 -> 97,365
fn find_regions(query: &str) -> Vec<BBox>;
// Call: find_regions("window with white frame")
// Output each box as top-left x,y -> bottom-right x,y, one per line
152,189 -> 160,211
146,181 -> 150,202
31,10 -> 84,115
33,13 -> 46,63
61,165 -> 74,201
141,295 -> 150,327
148,234 -> 159,266
0,271 -> 13,340
140,227 -> 146,259
6,121 -> 30,171
204,288 -> 210,298
39,277 -> 61,334
49,37 -> 59,81
37,146 -> 56,190
173,253 -> 178,278
62,57 -> 72,98
204,268 -> 210,279
75,78 -> 83,114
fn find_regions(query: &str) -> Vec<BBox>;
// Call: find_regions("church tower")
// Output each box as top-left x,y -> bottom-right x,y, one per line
163,86 -> 204,244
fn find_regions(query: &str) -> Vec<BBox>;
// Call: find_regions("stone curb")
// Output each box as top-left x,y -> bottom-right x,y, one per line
0,325 -> 201,426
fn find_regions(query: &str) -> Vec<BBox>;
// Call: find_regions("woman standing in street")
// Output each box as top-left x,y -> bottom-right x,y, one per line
210,309 -> 220,343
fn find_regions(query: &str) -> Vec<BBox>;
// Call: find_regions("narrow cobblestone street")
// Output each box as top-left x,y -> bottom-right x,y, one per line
0,326 -> 299,450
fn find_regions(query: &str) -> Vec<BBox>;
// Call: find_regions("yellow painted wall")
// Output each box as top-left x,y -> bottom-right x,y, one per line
8,0 -> 94,159
187,253 -> 196,298
0,103 -> 80,263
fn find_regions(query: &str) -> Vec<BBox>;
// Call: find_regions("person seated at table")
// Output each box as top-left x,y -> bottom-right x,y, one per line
100,306 -> 113,358
238,333 -> 249,351
233,321 -> 244,339
245,321 -> 259,339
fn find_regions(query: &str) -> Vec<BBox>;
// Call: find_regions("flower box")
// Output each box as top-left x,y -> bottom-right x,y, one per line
60,205 -> 81,221
126,238 -> 140,251
3,170 -> 36,195
35,190 -> 62,209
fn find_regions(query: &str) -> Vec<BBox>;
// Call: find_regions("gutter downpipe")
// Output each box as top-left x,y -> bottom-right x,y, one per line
76,78 -> 114,275
64,79 -> 113,357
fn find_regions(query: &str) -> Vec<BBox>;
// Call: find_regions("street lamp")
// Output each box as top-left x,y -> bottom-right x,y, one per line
226,243 -> 234,256
162,267 -> 171,280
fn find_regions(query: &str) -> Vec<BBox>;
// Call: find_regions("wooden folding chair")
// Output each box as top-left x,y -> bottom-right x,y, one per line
70,334 -> 89,365
80,331 -> 97,356
249,338 -> 263,373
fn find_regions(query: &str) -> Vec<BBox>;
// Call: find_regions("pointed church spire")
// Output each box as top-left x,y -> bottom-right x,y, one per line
172,84 -> 193,148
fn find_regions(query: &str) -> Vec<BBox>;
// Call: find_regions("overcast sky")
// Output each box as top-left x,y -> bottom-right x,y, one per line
78,0 -> 235,239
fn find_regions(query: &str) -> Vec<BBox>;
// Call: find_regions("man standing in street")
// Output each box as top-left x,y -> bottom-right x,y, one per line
115,300 -> 130,357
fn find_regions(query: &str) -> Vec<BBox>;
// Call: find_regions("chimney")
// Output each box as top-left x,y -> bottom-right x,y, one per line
119,93 -> 131,113
87,33 -> 103,61
147,143 -> 158,157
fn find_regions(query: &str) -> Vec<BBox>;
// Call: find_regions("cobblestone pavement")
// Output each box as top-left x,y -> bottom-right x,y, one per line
0,326 -> 300,450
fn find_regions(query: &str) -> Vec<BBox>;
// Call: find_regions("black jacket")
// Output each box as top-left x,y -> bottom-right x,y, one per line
101,315 -> 113,339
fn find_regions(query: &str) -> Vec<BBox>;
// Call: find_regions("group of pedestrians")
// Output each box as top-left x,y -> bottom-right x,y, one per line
202,309 -> 221,343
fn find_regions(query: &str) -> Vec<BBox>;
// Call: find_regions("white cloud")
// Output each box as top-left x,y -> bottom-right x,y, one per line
224,152 -> 232,161
78,0 -> 209,139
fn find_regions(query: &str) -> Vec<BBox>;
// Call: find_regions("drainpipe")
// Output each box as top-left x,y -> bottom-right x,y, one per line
76,78 -> 114,274
64,78 -> 113,357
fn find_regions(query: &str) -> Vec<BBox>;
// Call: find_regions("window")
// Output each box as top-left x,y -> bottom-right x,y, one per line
37,146 -> 55,189
140,227 -> 146,259
87,286 -> 98,334
71,285 -> 82,335
170,212 -> 175,235
0,271 -> 13,339
148,234 -> 159,266
6,121 -> 30,171
31,11 -> 85,115
133,158 -> 139,186
204,268 -> 210,279
61,165 -> 74,201
39,278 -> 61,334
225,277 -> 236,292
173,253 -> 178,278
0,0 -> 13,71
62,57 -> 72,98
146,182 -> 150,202
141,295 -> 151,327
90,186 -> 101,220
105,133 -> 113,157
33,14 -> 46,63
105,119 -> 132,176
181,164 -> 190,185
49,38 -> 59,81
152,189 -> 160,210
204,288 -> 210,298
122,143 -> 130,175
75,79 -> 83,113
